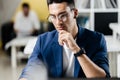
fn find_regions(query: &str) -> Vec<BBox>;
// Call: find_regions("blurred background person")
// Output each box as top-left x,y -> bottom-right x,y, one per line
14,3 -> 40,38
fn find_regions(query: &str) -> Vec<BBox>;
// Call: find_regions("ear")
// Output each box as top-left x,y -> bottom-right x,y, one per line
73,8 -> 78,18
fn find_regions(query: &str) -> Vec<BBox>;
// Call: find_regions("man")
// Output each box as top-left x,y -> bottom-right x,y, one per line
14,3 -> 40,37
19,0 -> 110,80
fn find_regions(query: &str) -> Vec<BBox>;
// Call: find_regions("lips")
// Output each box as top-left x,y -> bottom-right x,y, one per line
57,25 -> 65,30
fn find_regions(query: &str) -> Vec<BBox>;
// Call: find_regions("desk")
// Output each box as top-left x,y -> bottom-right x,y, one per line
24,37 -> 37,55
5,36 -> 36,68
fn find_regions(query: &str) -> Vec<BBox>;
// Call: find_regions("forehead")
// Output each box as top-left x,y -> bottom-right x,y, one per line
48,2 -> 71,14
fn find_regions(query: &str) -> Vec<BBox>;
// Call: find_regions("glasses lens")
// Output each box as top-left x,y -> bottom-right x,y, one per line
48,13 -> 68,22
59,13 -> 67,22
47,17 -> 51,22
47,16 -> 53,22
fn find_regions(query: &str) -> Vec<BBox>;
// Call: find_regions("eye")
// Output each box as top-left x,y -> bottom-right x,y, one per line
60,13 -> 67,19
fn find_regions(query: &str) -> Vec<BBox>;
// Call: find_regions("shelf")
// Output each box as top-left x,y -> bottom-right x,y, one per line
78,9 -> 91,13
94,9 -> 118,12
94,0 -> 118,9
75,0 -> 119,35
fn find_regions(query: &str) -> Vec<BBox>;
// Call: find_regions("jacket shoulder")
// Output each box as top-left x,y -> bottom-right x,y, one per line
84,28 -> 106,51
83,28 -> 104,41
38,30 -> 57,40
36,30 -> 57,51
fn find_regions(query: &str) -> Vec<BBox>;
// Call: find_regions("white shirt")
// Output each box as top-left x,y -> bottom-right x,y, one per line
14,11 -> 40,37
63,43 -> 75,77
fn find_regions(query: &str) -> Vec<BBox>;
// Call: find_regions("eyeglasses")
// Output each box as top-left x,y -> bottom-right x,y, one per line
47,12 -> 69,23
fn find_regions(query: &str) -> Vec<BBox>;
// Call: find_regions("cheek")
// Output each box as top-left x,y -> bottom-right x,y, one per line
66,17 -> 74,26
52,23 -> 59,31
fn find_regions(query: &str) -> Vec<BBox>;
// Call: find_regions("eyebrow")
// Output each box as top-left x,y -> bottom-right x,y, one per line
49,11 -> 67,16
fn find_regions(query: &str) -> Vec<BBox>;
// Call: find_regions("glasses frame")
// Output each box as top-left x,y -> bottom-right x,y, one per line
47,9 -> 74,23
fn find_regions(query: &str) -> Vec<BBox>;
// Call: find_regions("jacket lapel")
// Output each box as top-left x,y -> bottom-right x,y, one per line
52,32 -> 63,77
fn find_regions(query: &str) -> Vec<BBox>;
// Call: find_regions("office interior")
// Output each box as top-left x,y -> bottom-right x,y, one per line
0,0 -> 120,80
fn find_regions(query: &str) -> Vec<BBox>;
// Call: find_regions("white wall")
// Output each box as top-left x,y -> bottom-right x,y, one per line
0,0 -> 21,41
0,0 -> 4,25
0,0 -> 21,25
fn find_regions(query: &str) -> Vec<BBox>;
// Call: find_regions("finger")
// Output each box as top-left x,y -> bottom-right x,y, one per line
58,38 -> 63,46
58,34 -> 63,46
59,36 -> 72,49
59,33 -> 76,49
58,38 -> 64,46
58,35 -> 66,46
58,31 -> 65,46
64,40 -> 70,48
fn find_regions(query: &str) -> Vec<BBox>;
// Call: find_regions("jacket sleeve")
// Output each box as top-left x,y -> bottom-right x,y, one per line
19,35 -> 47,80
92,34 -> 110,77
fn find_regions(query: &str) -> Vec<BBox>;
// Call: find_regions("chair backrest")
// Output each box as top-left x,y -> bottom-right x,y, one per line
1,21 -> 16,50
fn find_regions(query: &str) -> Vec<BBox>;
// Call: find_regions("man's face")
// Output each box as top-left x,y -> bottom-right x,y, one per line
48,2 -> 76,33
23,7 -> 29,16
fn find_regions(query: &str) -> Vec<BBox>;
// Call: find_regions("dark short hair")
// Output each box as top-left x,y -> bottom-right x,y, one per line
47,0 -> 75,9
22,3 -> 30,8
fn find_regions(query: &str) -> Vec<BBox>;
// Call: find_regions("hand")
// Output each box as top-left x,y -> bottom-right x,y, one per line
19,78 -> 27,80
58,30 -> 80,53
